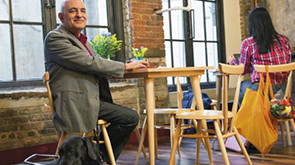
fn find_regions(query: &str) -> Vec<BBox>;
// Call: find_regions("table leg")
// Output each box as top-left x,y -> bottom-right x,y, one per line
145,78 -> 155,165
190,75 -> 213,164
190,75 -> 204,110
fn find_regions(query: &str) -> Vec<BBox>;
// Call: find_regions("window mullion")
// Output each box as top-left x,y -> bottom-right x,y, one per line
43,0 -> 53,34
183,0 -> 193,68
202,0 -> 210,83
112,0 -> 125,62
8,0 -> 16,83
216,0 -> 226,63
168,0 -> 175,85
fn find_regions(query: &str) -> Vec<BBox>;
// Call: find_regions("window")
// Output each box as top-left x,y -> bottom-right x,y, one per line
162,0 -> 225,90
0,0 -> 45,87
0,0 -> 124,88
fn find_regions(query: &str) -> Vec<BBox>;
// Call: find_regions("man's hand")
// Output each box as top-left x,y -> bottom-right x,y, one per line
125,60 -> 148,71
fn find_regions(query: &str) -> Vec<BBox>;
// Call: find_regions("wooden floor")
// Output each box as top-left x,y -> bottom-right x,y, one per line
117,133 -> 295,165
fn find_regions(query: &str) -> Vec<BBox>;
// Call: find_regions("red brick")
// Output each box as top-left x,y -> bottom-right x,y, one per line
0,125 -> 18,132
130,20 -> 147,26
130,13 -> 142,19
141,14 -> 152,20
0,110 -> 18,118
19,122 -> 45,131
19,107 -> 42,115
0,119 -> 7,125
29,114 -> 51,122
146,20 -> 161,26
131,7 -> 153,14
7,116 -> 29,125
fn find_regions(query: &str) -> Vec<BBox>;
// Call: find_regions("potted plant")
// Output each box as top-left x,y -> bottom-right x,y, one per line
132,46 -> 148,60
91,32 -> 122,59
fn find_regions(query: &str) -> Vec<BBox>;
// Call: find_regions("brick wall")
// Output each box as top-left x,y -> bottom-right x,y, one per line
0,92 -> 58,151
0,84 -> 144,151
128,0 -> 165,57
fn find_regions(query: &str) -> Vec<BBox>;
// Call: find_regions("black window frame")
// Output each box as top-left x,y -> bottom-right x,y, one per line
164,0 -> 226,92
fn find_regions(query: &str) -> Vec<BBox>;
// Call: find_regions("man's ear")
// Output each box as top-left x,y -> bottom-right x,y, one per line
58,13 -> 64,23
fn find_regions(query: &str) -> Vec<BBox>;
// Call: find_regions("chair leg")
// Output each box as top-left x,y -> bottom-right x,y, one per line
195,138 -> 201,165
101,124 -> 116,165
55,132 -> 67,155
177,129 -> 184,158
136,117 -> 148,165
233,126 -> 252,165
134,126 -> 148,163
154,125 -> 158,159
290,119 -> 295,135
285,120 -> 292,145
200,120 -> 213,164
178,129 -> 184,148
170,115 -> 181,158
178,119 -> 191,150
213,120 -> 229,165
279,121 -> 286,146
169,120 -> 183,165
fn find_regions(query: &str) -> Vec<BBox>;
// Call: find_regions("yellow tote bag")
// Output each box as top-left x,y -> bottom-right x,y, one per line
235,66 -> 278,155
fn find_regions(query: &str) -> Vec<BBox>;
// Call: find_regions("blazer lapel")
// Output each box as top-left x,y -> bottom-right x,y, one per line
57,25 -> 91,55
86,42 -> 98,57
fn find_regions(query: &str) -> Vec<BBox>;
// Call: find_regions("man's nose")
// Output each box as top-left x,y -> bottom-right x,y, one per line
76,10 -> 83,17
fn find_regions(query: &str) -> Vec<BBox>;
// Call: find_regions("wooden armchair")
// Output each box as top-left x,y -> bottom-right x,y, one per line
169,64 -> 252,165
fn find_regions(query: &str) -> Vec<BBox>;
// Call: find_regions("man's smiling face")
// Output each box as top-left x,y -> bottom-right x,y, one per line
58,0 -> 87,36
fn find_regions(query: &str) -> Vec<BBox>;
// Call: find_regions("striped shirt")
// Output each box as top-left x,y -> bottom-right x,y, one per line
231,34 -> 291,84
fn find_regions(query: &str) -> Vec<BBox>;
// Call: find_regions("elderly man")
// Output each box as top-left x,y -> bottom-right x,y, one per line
44,0 -> 147,163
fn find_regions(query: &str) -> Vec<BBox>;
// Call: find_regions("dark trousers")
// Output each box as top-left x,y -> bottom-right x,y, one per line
98,101 -> 139,163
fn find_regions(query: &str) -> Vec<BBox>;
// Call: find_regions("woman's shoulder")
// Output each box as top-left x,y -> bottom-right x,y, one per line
241,36 -> 255,48
276,34 -> 289,41
242,36 -> 255,43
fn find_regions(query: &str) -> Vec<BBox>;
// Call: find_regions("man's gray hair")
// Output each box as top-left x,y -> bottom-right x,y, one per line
60,0 -> 84,14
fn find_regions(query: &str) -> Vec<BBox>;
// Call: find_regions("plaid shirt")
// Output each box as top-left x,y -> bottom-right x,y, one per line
231,34 -> 291,84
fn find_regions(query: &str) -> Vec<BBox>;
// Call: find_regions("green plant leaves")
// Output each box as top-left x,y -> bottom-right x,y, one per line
132,46 -> 148,58
91,32 -> 122,59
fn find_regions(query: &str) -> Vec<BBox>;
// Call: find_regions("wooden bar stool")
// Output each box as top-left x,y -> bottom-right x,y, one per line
169,64 -> 252,165
44,72 -> 116,164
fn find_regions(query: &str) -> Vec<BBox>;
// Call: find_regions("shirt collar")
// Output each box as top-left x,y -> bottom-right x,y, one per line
74,33 -> 88,45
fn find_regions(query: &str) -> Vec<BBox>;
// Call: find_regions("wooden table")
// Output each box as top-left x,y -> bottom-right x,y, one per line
124,66 -> 213,165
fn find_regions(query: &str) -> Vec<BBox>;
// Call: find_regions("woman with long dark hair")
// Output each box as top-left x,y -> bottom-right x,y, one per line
230,7 -> 291,105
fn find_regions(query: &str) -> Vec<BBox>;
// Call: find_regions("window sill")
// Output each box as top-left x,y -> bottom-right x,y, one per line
0,86 -> 47,99
0,80 -> 138,99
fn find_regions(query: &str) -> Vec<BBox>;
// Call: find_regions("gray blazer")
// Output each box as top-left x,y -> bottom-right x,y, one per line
44,25 -> 125,132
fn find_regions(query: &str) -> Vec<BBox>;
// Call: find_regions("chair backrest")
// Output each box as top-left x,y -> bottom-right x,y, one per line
254,62 -> 295,98
218,63 -> 244,134
43,72 -> 54,115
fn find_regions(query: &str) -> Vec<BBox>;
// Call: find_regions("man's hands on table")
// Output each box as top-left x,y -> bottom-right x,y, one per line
125,60 -> 149,71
